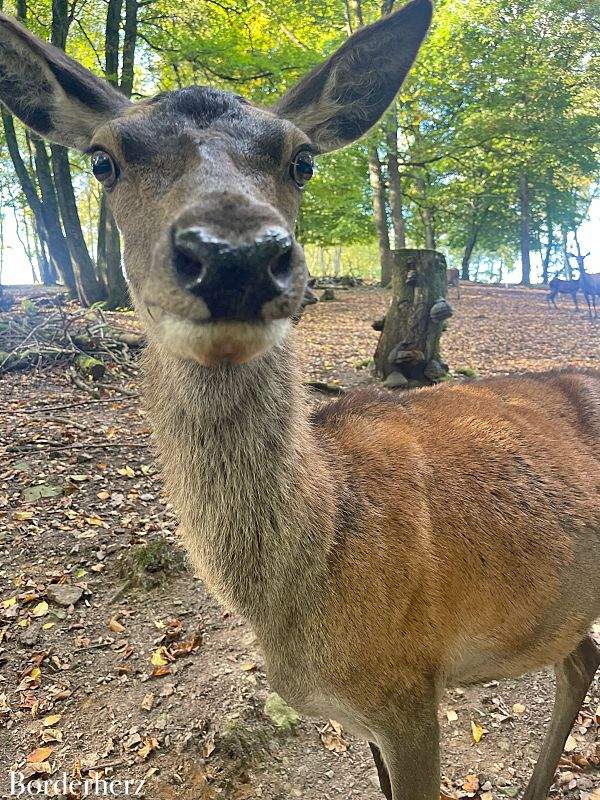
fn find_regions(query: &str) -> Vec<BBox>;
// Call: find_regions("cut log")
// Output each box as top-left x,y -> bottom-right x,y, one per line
374,249 -> 451,386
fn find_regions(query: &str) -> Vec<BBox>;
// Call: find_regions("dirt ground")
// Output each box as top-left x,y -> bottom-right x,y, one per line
1,283 -> 599,800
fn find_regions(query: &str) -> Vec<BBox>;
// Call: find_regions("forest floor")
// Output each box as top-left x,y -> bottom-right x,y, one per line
1,282 -> 599,800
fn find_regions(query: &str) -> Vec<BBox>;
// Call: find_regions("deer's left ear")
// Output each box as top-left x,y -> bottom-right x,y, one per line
274,0 -> 432,153
0,13 -> 130,150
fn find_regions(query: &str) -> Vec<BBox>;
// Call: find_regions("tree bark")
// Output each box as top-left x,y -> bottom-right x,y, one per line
386,104 -> 406,250
120,0 -> 139,98
368,149 -> 393,286
49,0 -> 104,305
461,224 -> 479,281
560,226 -> 572,279
51,145 -> 104,305
519,171 -> 532,285
374,249 -> 451,387
95,0 -> 132,309
33,138 -> 77,292
105,0 -> 123,85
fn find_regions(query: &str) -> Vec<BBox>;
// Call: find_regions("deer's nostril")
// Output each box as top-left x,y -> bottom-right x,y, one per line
174,250 -> 205,282
269,249 -> 294,286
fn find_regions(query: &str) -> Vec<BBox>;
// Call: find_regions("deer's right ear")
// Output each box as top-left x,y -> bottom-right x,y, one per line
0,14 -> 130,150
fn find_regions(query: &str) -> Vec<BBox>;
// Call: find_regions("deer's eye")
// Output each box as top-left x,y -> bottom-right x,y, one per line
290,149 -> 315,188
91,151 -> 118,188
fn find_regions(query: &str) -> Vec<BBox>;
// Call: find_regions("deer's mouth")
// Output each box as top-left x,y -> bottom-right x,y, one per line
145,305 -> 290,366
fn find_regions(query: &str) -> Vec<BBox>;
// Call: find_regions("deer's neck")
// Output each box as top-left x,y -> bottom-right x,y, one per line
144,336 -> 334,639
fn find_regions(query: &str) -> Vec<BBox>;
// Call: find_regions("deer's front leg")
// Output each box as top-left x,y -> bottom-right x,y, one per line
370,688 -> 441,800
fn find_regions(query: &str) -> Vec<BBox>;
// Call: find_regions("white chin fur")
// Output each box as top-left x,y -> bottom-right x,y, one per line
155,315 -> 290,366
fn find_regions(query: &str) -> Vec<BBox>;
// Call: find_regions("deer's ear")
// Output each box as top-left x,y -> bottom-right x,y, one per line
274,0 -> 432,153
0,14 -> 130,150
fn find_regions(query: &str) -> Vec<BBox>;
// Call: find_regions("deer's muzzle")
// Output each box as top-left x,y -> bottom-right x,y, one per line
171,224 -> 296,321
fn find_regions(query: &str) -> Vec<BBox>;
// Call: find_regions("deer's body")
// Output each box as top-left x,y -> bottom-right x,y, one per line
3,3 -> 600,796
147,337 -> 600,738
548,276 -> 580,310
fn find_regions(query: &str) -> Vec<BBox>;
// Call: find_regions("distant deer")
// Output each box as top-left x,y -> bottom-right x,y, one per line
547,274 -> 580,311
446,267 -> 460,299
2,5 -> 599,800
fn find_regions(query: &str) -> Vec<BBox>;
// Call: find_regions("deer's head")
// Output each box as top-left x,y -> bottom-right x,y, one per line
0,1 -> 431,366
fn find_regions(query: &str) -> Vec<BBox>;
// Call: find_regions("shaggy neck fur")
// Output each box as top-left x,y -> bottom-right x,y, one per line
144,334 -> 336,646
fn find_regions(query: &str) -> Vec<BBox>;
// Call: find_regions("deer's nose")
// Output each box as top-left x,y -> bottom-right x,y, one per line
172,225 -> 294,320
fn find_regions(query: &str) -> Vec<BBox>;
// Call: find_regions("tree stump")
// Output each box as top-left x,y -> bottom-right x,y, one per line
374,249 -> 452,387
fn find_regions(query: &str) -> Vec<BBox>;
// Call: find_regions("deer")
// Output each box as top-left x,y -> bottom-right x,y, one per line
547,274 -> 581,311
2,4 -> 599,799
446,267 -> 461,299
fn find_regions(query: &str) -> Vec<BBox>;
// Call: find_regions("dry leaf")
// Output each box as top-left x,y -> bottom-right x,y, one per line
462,774 -> 480,793
141,693 -> 155,712
512,703 -> 526,715
2,596 -> 17,609
151,647 -> 170,666
319,719 -> 349,753
14,511 -> 34,521
471,720 -> 486,743
137,737 -> 159,760
240,661 -> 257,672
446,709 -> 458,723
117,466 -> 135,478
31,601 -> 49,617
108,618 -> 126,634
150,665 -> 171,678
42,714 -> 62,727
27,746 -> 53,763
564,735 -> 577,753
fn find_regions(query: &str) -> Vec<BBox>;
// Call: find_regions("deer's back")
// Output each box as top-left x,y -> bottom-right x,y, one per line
310,370 -> 600,697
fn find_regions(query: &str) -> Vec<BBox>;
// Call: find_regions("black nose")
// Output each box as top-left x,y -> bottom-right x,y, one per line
172,225 -> 294,320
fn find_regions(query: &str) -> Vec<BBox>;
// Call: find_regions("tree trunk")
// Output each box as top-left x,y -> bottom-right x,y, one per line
368,149 -> 392,286
120,0 -> 139,98
386,105 -> 405,250
51,145 -> 104,305
461,225 -> 478,281
95,0 -> 133,309
33,138 -> 77,292
374,249 -> 451,387
560,227 -> 572,279
49,0 -> 104,305
105,0 -> 123,85
519,171 -> 531,285
105,206 -> 129,307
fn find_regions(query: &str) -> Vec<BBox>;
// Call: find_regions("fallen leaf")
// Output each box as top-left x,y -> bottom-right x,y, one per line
320,719 -> 348,753
108,618 -> 126,634
564,734 -> 577,753
140,693 -> 155,712
462,774 -> 480,793
512,703 -> 526,715
446,709 -> 458,723
2,596 -> 17,609
117,466 -> 135,478
42,714 -> 62,727
150,665 -> 171,678
151,647 -> 170,666
471,720 -> 486,743
137,737 -> 159,760
27,746 -> 53,763
14,511 -> 34,521
31,601 -> 49,617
